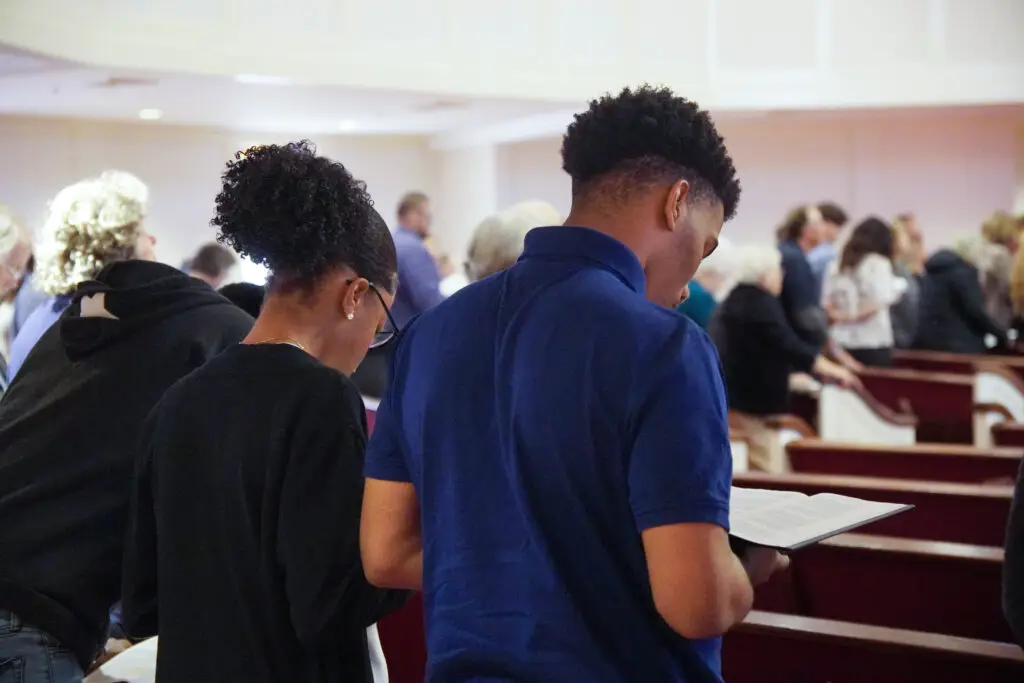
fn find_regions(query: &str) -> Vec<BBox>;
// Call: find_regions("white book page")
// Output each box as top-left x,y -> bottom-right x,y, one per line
730,489 -> 907,549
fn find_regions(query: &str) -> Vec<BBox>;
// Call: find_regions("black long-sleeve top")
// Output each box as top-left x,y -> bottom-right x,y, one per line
914,249 -> 1007,354
709,283 -> 820,416
122,344 -> 409,683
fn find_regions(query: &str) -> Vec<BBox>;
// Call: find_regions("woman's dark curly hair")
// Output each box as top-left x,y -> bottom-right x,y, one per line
561,85 -> 741,219
212,140 -> 396,293
839,216 -> 895,272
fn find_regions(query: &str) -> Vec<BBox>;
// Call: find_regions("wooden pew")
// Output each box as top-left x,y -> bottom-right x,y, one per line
728,413 -> 816,473
973,364 -> 1024,446
994,422 -> 1024,448
895,348 -> 1024,383
857,367 -> 991,443
888,353 -> 1024,446
733,471 -> 1013,545
723,611 -> 1024,683
817,383 -> 917,445
787,439 -> 1022,484
377,594 -> 427,683
755,533 -> 1009,641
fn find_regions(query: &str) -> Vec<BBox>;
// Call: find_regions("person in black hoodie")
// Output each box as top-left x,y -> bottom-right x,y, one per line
121,141 -> 409,683
0,259 -> 253,682
913,238 -> 1008,354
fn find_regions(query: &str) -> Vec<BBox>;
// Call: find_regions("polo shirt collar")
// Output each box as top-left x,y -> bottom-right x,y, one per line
520,226 -> 646,294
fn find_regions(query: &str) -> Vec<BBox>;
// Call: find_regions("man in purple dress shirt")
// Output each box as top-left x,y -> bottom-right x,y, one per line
392,192 -> 444,326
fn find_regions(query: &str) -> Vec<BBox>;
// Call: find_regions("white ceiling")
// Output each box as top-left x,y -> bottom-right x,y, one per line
0,45 -> 572,135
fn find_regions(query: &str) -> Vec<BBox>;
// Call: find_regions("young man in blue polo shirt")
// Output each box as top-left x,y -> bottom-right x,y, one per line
360,86 -> 789,682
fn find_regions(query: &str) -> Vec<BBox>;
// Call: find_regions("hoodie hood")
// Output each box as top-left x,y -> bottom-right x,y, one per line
60,260 -> 240,360
924,249 -> 971,275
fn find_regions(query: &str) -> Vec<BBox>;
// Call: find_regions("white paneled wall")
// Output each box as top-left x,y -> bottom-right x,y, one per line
6,0 -> 1023,107
497,108 -> 1024,249
0,117 -> 439,266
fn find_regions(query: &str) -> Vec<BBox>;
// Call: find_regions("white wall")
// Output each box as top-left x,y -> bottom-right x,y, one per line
497,108 -> 1024,250
0,116 -> 438,267
3,108 -> 1023,272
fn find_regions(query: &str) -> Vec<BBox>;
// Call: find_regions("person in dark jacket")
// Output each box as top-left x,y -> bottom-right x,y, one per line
913,239 -> 1008,354
0,259 -> 253,682
218,281 -> 265,318
710,245 -> 855,472
122,141 -> 409,683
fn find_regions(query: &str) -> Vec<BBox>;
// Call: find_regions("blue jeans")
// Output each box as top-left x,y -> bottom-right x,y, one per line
0,611 -> 83,683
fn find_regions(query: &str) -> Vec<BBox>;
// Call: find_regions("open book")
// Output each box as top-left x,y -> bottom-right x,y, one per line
729,487 -> 912,551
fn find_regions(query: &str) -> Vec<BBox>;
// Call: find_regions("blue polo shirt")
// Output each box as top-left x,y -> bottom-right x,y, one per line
393,226 -> 445,327
365,226 -> 732,682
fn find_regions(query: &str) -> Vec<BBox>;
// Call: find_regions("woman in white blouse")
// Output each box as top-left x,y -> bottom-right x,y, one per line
823,217 -> 908,367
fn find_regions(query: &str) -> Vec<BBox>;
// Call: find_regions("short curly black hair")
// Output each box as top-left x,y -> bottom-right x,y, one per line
212,140 -> 396,293
561,85 -> 740,220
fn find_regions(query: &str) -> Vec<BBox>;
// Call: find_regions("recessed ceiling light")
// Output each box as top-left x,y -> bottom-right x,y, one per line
138,108 -> 163,121
235,74 -> 291,85
337,120 -> 359,132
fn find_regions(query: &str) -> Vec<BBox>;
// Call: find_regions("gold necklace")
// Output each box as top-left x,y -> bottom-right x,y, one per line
253,337 -> 307,353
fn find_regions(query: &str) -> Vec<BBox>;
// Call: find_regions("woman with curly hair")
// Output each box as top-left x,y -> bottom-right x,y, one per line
121,141 -> 409,683
823,217 -> 907,366
6,171 -> 156,379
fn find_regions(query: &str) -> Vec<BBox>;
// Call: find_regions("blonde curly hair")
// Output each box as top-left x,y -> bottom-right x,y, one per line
981,210 -> 1020,247
34,171 -> 148,296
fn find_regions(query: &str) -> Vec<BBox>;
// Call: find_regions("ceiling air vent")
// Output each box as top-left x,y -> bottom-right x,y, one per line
414,99 -> 469,112
92,76 -> 160,89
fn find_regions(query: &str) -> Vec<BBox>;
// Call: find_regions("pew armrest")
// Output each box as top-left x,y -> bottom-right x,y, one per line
736,611 -> 1024,661
762,414 -> 816,438
973,403 -> 1014,421
818,384 -> 917,445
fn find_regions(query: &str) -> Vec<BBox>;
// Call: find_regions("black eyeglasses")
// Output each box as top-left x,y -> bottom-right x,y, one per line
346,279 -> 399,349
369,283 -> 400,349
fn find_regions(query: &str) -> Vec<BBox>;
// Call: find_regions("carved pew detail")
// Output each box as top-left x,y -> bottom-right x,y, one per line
818,383 -> 917,445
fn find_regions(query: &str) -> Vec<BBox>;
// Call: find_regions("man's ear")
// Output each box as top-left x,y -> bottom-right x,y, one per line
663,179 -> 690,231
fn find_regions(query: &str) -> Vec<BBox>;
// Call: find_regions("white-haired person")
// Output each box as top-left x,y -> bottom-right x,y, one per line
6,171 -> 157,379
676,238 -> 736,328
464,200 -> 563,282
709,245 -> 856,472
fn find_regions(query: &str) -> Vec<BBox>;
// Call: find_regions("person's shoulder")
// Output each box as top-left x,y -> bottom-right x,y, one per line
860,253 -> 891,269
284,352 -> 364,406
778,241 -> 800,258
404,270 -> 505,328
174,297 -> 254,332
